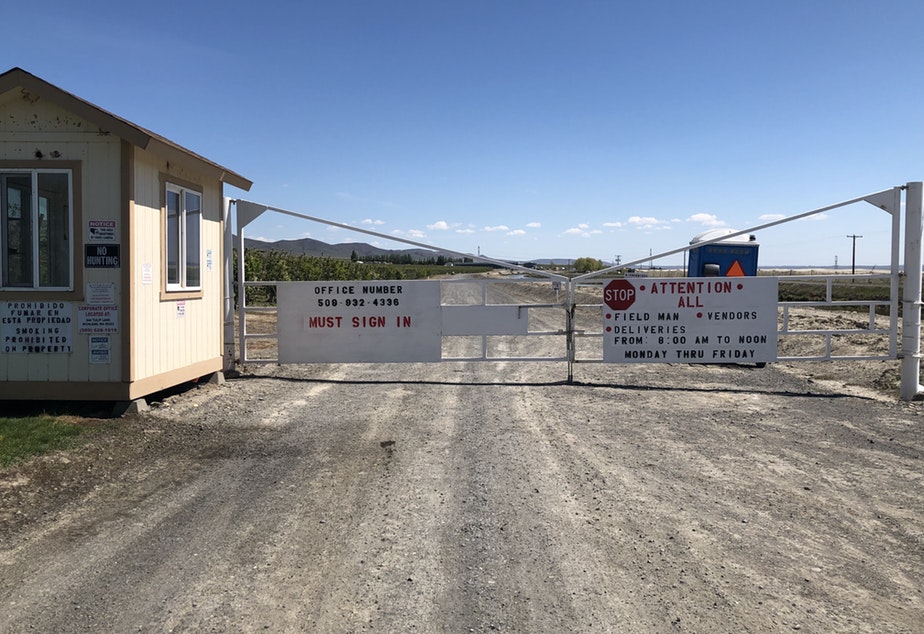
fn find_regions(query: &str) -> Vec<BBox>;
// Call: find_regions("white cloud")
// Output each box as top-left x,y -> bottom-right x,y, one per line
628,216 -> 670,229
456,228 -> 476,235
686,213 -> 726,227
427,220 -> 459,230
565,224 -> 603,238
759,214 -> 786,221
507,229 -> 526,236
360,218 -> 386,225
526,222 -> 542,228
391,228 -> 427,239
484,225 -> 510,232
798,213 -> 829,222
602,221 -> 624,228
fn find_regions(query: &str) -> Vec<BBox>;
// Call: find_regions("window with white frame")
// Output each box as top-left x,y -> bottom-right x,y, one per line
165,183 -> 201,291
1,169 -> 73,290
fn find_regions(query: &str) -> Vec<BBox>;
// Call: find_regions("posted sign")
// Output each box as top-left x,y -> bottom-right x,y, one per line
602,277 -> 778,364
276,281 -> 442,363
1,301 -> 73,353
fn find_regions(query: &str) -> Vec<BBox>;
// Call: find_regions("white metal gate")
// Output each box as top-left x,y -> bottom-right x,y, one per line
225,182 -> 924,400
236,276 -> 570,365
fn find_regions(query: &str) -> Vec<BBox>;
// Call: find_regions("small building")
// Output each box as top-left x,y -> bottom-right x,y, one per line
0,68 -> 252,405
687,229 -> 759,277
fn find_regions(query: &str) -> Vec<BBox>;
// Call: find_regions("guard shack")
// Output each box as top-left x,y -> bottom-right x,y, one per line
687,228 -> 759,277
0,68 -> 252,405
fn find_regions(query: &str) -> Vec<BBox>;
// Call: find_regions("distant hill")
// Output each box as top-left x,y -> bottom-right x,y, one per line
239,238 -> 641,268
241,236 -> 441,261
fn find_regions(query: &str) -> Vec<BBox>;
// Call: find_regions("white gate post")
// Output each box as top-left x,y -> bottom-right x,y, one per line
222,196 -> 235,371
236,212 -> 248,367
233,201 -> 270,367
567,280 -> 575,383
901,182 -> 924,400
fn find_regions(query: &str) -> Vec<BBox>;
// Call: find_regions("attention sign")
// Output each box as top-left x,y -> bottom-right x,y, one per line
602,277 -> 778,364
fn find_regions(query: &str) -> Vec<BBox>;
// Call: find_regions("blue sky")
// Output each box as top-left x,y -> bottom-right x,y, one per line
6,1 -> 923,266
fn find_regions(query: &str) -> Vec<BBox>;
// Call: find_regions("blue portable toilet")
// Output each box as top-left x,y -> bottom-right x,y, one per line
687,229 -> 759,277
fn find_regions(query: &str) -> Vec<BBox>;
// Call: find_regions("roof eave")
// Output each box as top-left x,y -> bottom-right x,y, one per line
0,67 -> 253,191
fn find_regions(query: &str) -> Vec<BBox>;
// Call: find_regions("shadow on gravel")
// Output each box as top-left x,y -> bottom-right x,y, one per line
232,373 -> 572,389
0,378 -> 214,420
570,381 -> 871,399
229,373 -> 873,400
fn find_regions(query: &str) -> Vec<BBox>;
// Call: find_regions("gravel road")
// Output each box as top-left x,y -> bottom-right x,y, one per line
1,282 -> 923,633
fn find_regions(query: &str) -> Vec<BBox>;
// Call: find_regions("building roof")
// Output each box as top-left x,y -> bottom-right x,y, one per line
0,67 -> 252,191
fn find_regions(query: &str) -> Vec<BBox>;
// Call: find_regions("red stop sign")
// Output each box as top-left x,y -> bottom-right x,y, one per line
604,279 -> 637,310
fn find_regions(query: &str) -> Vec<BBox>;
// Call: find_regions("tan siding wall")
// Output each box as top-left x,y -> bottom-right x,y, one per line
130,150 -> 223,382
0,90 -> 225,395
0,95 -> 123,384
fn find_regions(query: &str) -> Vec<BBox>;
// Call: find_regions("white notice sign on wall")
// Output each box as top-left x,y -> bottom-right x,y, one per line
77,305 -> 119,334
86,282 -> 115,304
87,219 -> 116,242
1,301 -> 74,353
89,335 -> 111,364
277,281 -> 442,362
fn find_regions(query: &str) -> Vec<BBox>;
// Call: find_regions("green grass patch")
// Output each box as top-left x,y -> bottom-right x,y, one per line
0,415 -> 85,467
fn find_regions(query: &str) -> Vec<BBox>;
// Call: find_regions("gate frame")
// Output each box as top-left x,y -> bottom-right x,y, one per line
230,200 -> 571,367
226,181 -> 924,401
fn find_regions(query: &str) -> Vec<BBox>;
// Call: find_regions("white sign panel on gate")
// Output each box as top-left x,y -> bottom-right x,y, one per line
602,277 -> 778,364
277,280 -> 442,362
442,305 -> 529,336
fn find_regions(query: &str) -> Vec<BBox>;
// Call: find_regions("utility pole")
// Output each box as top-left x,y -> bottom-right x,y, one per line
847,234 -> 862,275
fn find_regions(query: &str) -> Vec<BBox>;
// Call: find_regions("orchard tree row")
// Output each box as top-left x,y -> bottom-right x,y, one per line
235,248 -> 487,305
350,250 -> 455,265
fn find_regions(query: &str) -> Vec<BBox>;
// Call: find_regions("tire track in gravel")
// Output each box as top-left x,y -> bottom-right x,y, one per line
1,367 -> 375,632
436,363 -> 592,633
295,367 -> 461,632
508,361 -> 924,633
